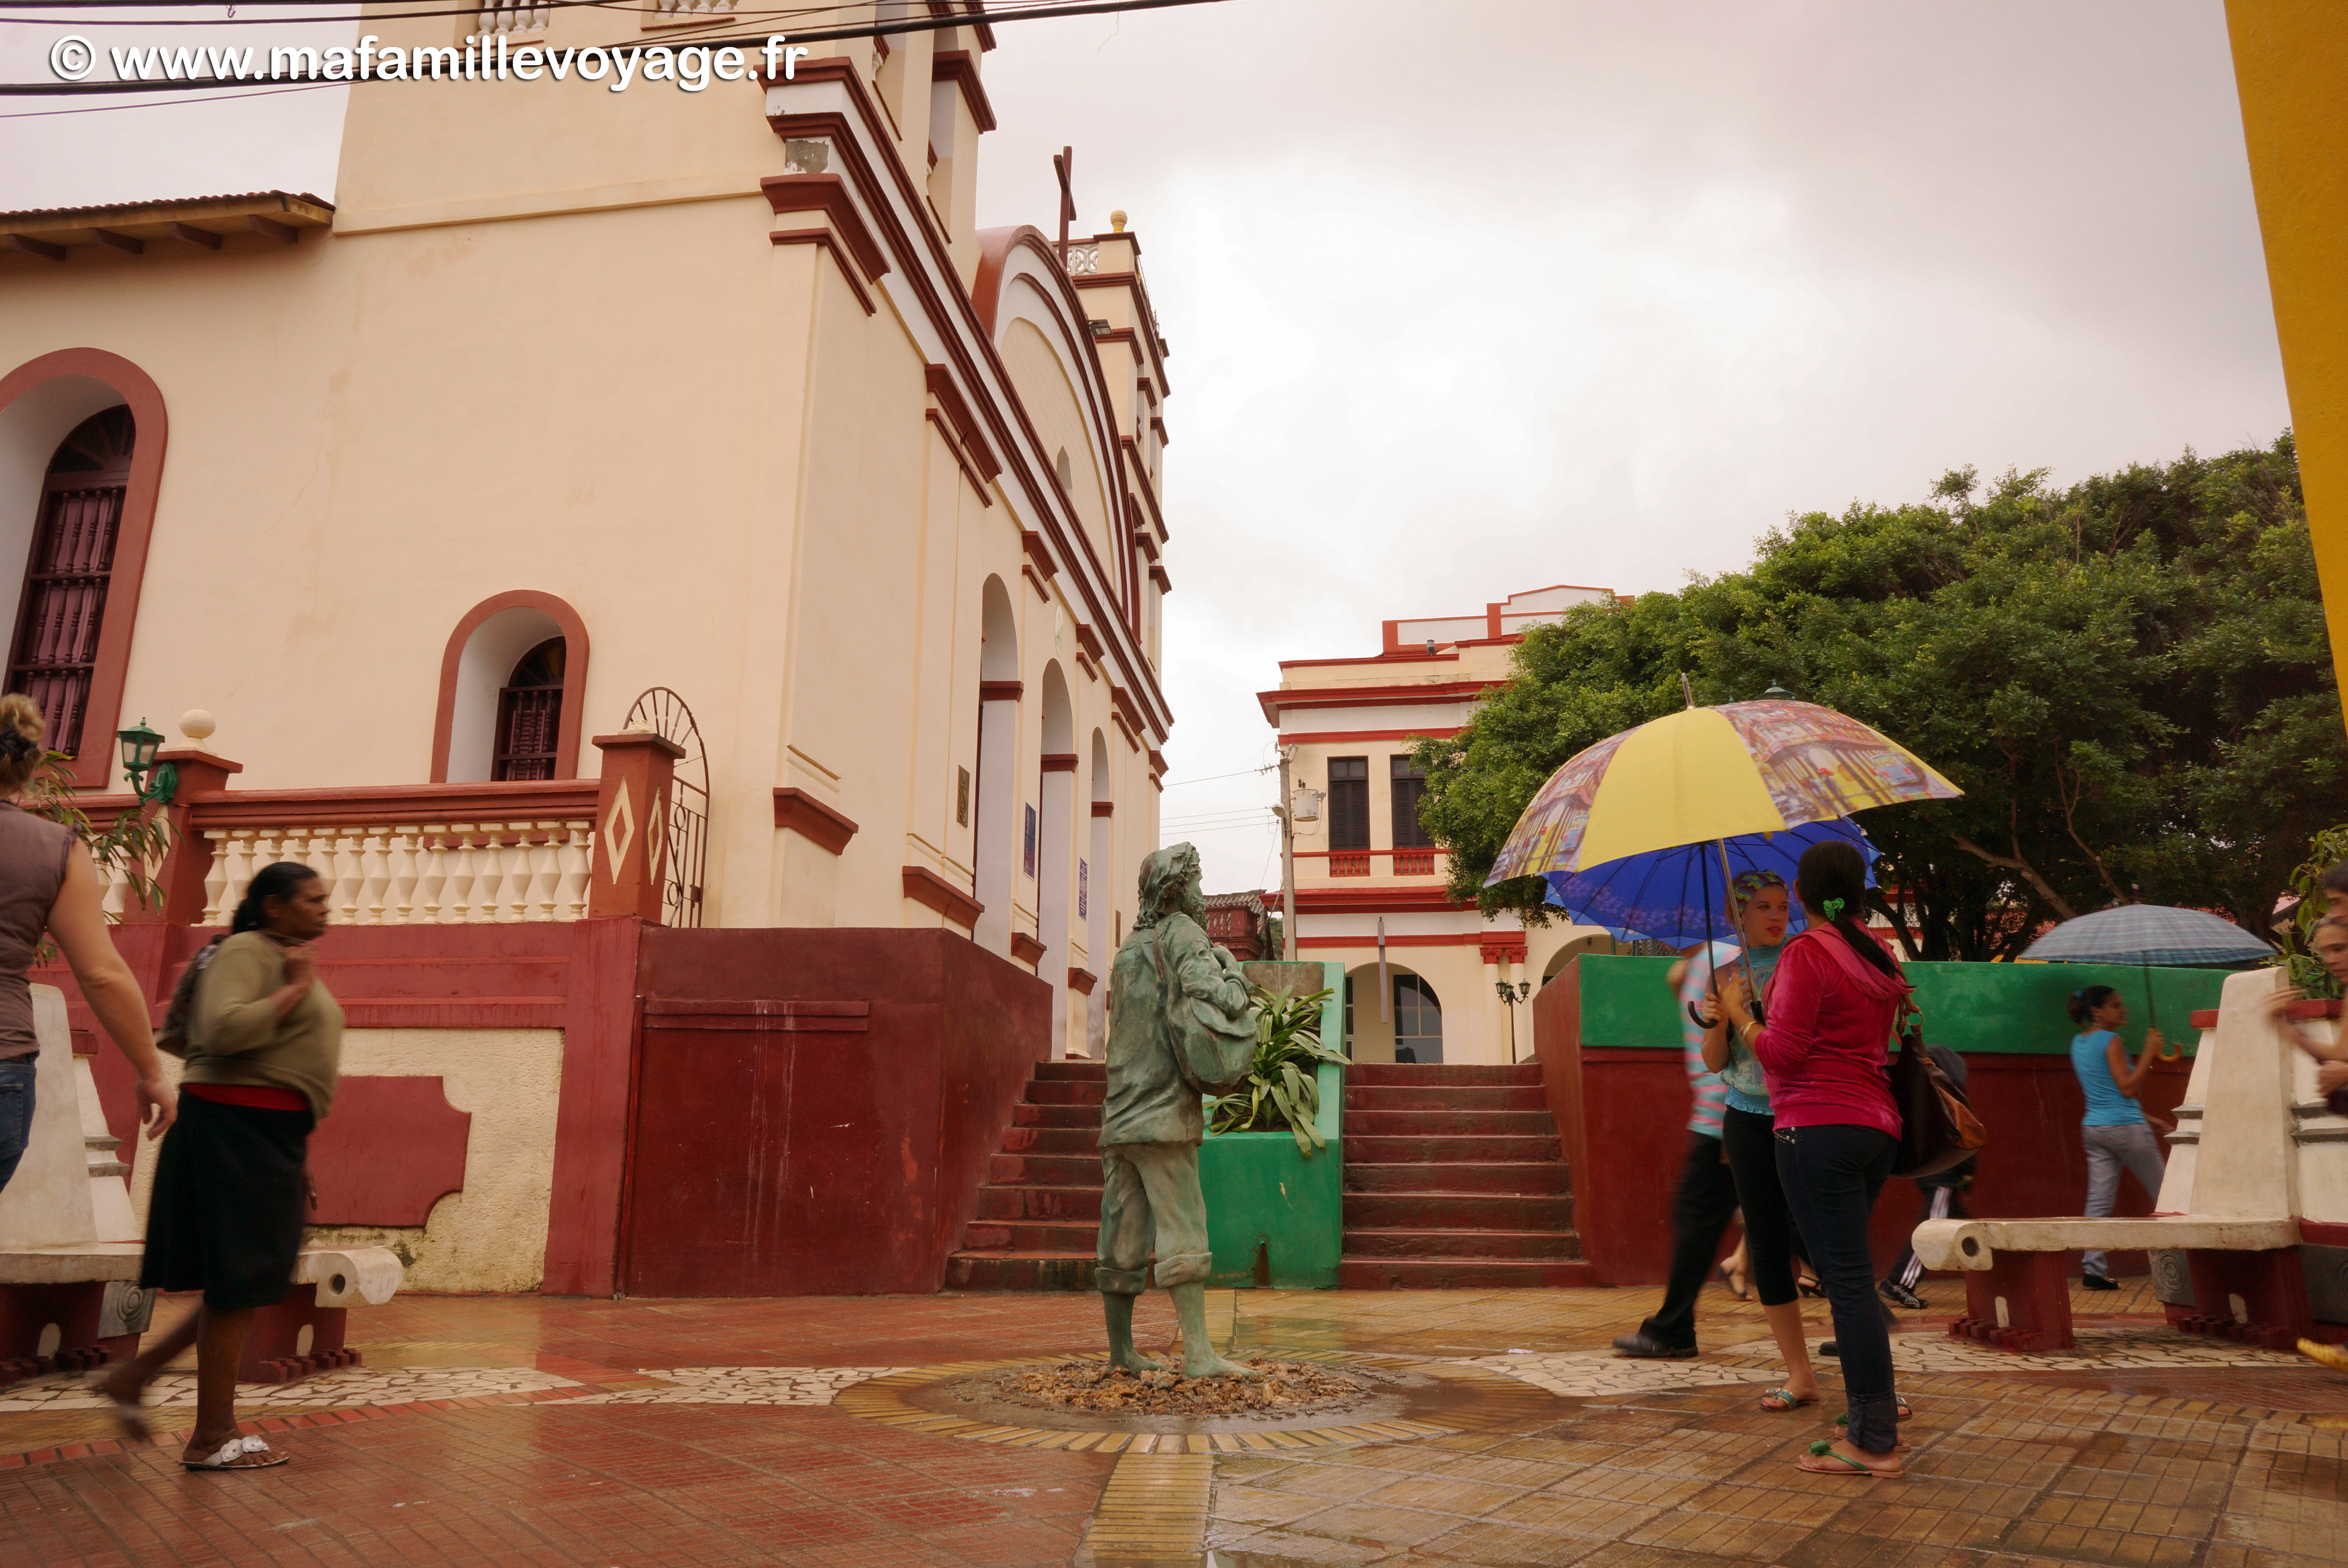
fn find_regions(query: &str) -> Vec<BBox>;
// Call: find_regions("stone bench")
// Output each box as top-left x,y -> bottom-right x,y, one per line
1912,1215 -> 2308,1352
0,1242 -> 406,1384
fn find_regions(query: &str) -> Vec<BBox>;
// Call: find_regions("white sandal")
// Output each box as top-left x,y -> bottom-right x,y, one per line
183,1434 -> 289,1472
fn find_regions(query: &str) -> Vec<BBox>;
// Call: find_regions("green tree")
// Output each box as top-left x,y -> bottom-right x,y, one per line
1416,435 -> 2342,960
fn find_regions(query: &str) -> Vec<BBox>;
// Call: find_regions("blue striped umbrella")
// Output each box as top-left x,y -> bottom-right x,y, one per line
2019,905 -> 2272,968
1541,817 -> 1878,946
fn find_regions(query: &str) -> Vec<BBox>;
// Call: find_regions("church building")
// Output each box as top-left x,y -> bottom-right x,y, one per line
0,3 -> 1177,1296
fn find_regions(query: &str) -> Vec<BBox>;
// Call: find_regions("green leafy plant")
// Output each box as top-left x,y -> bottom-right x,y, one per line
1206,985 -> 1346,1155
18,751 -> 171,943
2267,823 -> 2348,998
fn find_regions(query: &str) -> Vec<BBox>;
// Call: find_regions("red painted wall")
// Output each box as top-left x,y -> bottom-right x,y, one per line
1533,966 -> 2193,1287
618,927 -> 1050,1296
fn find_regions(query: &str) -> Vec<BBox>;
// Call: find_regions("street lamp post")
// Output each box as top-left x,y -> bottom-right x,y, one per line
1494,979 -> 1532,1062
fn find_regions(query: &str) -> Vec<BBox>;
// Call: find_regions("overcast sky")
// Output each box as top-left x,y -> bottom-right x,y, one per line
0,2 -> 2293,895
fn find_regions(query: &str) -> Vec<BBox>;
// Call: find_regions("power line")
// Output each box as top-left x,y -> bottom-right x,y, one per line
1157,764 -> 1273,791
0,0 -> 1230,96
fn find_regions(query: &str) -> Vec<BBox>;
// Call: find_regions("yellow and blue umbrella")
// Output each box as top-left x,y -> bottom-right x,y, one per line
1489,698 -> 1961,884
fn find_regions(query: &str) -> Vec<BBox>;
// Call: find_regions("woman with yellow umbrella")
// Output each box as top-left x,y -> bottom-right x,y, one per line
1491,690 -> 1960,1477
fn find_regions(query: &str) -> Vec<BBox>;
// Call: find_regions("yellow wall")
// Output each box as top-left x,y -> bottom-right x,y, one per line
2227,2 -> 2348,731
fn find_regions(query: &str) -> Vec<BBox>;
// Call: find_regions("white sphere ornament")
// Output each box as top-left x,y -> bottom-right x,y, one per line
179,709 -> 217,742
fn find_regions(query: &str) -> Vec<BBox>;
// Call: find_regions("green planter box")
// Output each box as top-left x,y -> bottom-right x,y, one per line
1575,952 -> 2230,1055
1198,962 -> 1345,1290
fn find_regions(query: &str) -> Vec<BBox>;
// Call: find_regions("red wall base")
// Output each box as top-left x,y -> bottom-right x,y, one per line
1534,969 -> 2197,1289
0,1282 -> 135,1376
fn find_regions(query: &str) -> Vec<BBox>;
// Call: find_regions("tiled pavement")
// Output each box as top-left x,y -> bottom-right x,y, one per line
0,1278 -> 2338,1566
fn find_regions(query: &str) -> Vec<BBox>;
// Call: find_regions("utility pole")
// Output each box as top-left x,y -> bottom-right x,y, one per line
1278,746 -> 1297,961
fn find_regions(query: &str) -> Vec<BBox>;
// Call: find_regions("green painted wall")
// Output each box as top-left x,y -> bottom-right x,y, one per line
1572,952 -> 2230,1056
1199,962 -> 1345,1289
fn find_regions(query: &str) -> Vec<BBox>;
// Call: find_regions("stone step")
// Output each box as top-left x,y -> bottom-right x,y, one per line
1025,1079 -> 1106,1106
944,1251 -> 1100,1291
960,1220 -> 1101,1254
1342,1084 -> 1549,1112
1341,1134 -> 1561,1164
1345,1064 -> 1543,1086
974,1184 -> 1104,1221
1012,1101 -> 1103,1129
1036,1060 -> 1109,1081
1001,1125 -> 1103,1156
1341,1226 -> 1582,1261
1337,1257 -> 1598,1290
1341,1108 -> 1558,1136
986,1153 -> 1106,1187
1343,1162 -> 1572,1196
1342,1191 -> 1575,1230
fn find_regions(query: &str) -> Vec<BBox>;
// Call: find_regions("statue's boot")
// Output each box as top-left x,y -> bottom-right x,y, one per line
1103,1291 -> 1161,1373
1171,1281 -> 1260,1379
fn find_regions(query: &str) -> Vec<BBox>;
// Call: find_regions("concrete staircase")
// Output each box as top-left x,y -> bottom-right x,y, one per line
945,1060 -> 1105,1290
1338,1062 -> 1594,1288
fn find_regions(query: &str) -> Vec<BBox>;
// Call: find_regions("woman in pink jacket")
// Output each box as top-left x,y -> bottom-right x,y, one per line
1719,838 -> 1907,1477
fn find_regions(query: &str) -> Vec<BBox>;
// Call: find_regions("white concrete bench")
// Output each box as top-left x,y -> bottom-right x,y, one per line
0,986 -> 406,1384
1911,1216 -> 2306,1352
1902,968 -> 2347,1354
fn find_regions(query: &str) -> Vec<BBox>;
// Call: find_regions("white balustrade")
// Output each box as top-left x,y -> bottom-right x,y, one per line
1064,243 -> 1100,276
199,821 -> 595,926
478,1 -> 549,35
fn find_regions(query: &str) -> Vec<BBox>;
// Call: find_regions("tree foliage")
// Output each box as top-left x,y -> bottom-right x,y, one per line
1415,435 -> 2342,960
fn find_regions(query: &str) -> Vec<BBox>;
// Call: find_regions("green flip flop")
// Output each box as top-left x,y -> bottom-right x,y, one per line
1759,1388 -> 1816,1411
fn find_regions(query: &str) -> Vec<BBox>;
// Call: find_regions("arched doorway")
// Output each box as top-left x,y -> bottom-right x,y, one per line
1342,963 -> 1444,1064
1542,932 -> 1621,989
1085,728 -> 1113,1056
1037,662 -> 1075,1048
972,577 -> 1019,952
6,406 -> 133,757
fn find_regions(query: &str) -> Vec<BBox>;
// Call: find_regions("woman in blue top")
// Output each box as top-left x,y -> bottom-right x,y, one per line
2068,985 -> 2168,1289
1694,870 -> 1819,1410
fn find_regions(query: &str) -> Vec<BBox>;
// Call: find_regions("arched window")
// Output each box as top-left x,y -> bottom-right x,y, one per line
431,591 -> 590,782
1394,973 -> 1443,1064
493,638 -> 565,781
7,406 -> 132,756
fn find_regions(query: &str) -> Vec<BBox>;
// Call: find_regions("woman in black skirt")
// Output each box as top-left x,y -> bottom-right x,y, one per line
101,862 -> 341,1472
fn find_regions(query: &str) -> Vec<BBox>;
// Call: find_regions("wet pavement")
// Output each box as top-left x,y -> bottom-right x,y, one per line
0,1278 -> 2337,1565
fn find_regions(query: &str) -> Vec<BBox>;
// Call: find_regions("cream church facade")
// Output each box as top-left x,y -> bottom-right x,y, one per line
0,4 -> 1173,1062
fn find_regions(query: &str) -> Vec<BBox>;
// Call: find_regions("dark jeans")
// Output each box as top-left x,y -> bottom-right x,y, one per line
1721,1106 -> 1808,1308
1775,1122 -> 1899,1454
1639,1128 -> 1740,1350
0,1058 -> 33,1196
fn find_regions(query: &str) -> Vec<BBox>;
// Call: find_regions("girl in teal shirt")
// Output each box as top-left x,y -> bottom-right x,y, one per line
2068,986 -> 2169,1288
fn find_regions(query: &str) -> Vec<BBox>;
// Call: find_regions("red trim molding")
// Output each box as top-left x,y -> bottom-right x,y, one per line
1091,800 -> 1114,818
773,787 -> 859,855
980,679 -> 1023,702
1293,885 -> 1476,914
1040,752 -> 1078,773
925,364 -> 1001,479
0,348 -> 169,787
2302,1219 -> 2348,1247
1479,940 -> 1530,966
430,591 -> 590,783
1282,728 -> 1463,746
1259,679 -> 1506,725
1297,932 -> 1489,950
930,49 -> 997,133
771,228 -> 876,315
1010,931 -> 1047,966
192,778 -> 598,830
1067,966 -> 1097,996
902,864 -> 981,929
759,173 -> 888,281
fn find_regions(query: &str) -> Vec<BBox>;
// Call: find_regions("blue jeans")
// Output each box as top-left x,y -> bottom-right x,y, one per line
0,1058 -> 35,1196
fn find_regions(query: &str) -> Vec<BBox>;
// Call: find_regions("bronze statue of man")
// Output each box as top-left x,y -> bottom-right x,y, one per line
1098,843 -> 1261,1378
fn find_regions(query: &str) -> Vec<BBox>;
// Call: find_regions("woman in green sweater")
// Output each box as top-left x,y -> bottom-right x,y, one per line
102,861 -> 341,1471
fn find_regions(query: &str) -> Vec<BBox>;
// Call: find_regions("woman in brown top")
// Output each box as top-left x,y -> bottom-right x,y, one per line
101,860 -> 341,1472
0,693 -> 177,1196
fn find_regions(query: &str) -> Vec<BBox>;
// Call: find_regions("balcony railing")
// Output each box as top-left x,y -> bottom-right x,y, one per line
1304,847 -> 1445,880
86,780 -> 601,927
